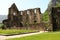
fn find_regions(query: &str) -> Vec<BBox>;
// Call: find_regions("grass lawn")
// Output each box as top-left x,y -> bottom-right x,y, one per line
0,23 -> 3,27
7,31 -> 60,40
0,29 -> 36,35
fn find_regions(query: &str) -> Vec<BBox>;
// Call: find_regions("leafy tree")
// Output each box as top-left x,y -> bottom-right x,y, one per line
42,10 -> 49,22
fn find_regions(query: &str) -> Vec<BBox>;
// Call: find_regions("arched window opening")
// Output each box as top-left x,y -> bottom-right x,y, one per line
21,12 -> 23,15
34,9 -> 36,14
13,12 -> 16,16
27,11 -> 30,14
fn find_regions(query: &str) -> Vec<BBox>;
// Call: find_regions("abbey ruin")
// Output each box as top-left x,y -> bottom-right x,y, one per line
2,3 -> 44,30
2,3 -> 60,31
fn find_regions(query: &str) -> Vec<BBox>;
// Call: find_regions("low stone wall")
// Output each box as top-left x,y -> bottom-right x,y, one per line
7,23 -> 46,31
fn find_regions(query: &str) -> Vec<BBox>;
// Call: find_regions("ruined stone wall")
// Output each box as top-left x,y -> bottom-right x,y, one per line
21,10 -> 28,26
50,7 -> 60,31
2,3 -> 43,30
18,11 -> 22,23
27,9 -> 35,24
8,4 -> 19,27
34,8 -> 42,23
5,3 -> 24,28
27,8 -> 42,24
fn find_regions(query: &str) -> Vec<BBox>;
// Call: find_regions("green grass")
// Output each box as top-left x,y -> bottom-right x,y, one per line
7,31 -> 60,40
0,29 -> 36,35
0,23 -> 3,27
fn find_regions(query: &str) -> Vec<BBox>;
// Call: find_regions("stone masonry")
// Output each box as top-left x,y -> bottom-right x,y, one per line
50,7 -> 60,31
2,3 -> 42,30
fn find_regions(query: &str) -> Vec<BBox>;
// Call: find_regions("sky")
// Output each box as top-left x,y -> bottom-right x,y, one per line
0,0 -> 51,15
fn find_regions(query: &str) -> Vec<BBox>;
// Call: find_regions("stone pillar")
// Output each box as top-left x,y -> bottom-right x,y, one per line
8,7 -> 19,21
7,3 -> 19,28
34,8 -> 42,23
8,8 -> 13,21
22,10 -> 28,26
27,9 -> 35,24
49,7 -> 60,31
18,11 -> 22,22
49,11 -> 53,31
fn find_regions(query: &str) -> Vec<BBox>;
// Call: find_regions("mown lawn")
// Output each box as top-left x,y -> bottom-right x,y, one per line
0,29 -> 36,35
0,23 -> 3,27
7,31 -> 60,40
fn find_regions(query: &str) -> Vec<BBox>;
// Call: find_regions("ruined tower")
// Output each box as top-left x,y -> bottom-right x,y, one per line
8,3 -> 19,21
8,3 -> 21,27
50,7 -> 60,31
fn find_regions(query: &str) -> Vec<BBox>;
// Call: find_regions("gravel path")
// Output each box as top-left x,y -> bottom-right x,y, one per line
0,31 -> 47,40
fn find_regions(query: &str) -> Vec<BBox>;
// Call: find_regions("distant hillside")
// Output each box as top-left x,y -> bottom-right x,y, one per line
0,15 -> 7,23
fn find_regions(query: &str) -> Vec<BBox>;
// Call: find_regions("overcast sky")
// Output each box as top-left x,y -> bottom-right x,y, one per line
0,0 -> 51,15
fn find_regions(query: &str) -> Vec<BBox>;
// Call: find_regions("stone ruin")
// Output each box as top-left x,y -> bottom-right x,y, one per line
2,3 -> 44,30
50,7 -> 60,31
2,3 -> 60,31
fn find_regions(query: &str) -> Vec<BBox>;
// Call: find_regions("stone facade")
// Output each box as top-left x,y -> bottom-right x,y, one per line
2,3 -> 42,30
50,7 -> 60,31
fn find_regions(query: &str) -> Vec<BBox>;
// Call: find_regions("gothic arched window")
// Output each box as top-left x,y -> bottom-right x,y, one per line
27,11 -> 30,14
21,12 -> 23,15
34,9 -> 36,13
13,12 -> 16,16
